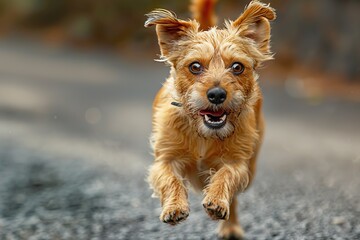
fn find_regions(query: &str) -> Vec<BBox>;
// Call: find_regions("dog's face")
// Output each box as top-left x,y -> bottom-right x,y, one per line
169,29 -> 266,139
146,2 -> 275,139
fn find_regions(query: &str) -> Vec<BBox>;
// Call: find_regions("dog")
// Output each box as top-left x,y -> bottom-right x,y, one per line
145,0 -> 275,239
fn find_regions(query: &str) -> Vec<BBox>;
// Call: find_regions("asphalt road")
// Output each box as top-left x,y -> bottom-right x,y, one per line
0,38 -> 359,240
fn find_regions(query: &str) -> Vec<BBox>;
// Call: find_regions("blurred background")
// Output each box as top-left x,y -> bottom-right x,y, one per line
0,0 -> 359,239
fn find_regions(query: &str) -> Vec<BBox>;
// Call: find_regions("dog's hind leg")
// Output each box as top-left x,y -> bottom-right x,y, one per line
217,197 -> 244,240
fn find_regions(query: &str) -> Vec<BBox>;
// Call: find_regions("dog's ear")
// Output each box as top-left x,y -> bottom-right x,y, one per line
145,9 -> 198,58
231,1 -> 276,55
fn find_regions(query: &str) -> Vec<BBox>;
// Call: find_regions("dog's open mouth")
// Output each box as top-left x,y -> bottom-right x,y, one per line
199,109 -> 227,129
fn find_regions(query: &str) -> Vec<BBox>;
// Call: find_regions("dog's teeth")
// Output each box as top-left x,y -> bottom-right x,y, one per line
205,115 -> 210,122
204,114 -> 227,125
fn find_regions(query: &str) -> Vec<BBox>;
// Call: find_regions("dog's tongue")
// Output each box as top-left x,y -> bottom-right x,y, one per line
199,109 -> 225,117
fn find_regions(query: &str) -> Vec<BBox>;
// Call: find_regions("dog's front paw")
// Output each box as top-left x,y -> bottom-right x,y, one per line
160,204 -> 189,225
202,197 -> 229,220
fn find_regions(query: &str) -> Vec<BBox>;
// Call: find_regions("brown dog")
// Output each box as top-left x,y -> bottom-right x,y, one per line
145,0 -> 275,239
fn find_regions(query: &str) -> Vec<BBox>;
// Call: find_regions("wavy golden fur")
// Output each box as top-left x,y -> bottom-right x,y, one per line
145,1 -> 276,239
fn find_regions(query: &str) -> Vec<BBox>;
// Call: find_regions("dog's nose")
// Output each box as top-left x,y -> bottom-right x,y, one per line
207,87 -> 227,104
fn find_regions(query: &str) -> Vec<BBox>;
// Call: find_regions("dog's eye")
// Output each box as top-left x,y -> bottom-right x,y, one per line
230,62 -> 244,75
189,62 -> 203,75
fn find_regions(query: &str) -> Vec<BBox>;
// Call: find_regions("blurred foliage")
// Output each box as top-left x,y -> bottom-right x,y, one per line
0,0 -> 189,45
0,0 -> 358,81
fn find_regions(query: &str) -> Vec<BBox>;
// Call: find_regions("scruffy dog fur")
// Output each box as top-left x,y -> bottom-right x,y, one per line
145,0 -> 275,239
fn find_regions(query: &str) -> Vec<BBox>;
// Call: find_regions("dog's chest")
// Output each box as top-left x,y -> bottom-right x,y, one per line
195,139 -> 217,171
197,140 -> 207,160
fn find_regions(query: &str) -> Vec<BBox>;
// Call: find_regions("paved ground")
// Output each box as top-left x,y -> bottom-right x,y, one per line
0,38 -> 359,240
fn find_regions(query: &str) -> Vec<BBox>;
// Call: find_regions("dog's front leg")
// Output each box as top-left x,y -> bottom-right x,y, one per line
148,161 -> 189,225
202,161 -> 249,217
202,162 -> 249,239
